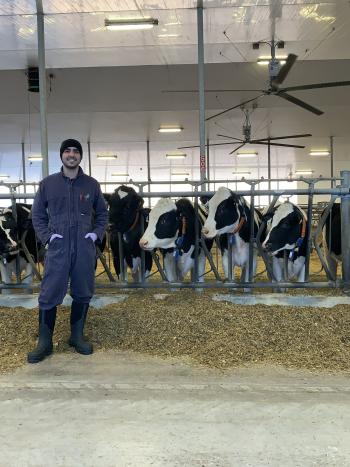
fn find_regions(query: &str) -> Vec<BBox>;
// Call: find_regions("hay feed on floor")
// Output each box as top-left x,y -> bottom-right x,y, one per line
1,289 -> 350,374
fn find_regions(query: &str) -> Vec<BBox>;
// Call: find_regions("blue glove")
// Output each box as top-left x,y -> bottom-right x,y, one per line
50,234 -> 63,243
85,232 -> 98,243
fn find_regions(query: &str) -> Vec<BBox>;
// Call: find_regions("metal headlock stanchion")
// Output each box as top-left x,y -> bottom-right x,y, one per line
1,176 -> 349,291
340,170 -> 350,293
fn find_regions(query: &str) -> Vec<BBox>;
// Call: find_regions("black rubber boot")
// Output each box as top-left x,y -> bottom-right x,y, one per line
68,301 -> 93,355
27,307 -> 57,364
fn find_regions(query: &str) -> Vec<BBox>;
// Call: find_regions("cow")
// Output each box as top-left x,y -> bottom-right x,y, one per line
322,202 -> 341,279
105,185 -> 152,281
139,197 -> 213,282
262,202 -> 308,283
0,203 -> 43,293
201,186 -> 261,283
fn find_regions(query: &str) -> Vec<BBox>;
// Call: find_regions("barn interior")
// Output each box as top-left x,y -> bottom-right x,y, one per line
1,2 -> 350,466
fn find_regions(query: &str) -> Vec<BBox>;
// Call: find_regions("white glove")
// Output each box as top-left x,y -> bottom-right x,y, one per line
85,232 -> 98,242
50,234 -> 63,243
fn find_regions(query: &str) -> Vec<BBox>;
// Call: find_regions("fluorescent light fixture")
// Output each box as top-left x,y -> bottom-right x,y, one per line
158,126 -> 183,133
112,173 -> 129,177
105,17 -> 158,31
166,152 -> 187,159
97,154 -> 118,160
171,171 -> 190,176
158,34 -> 179,38
237,151 -> 258,158
295,170 -> 314,175
257,56 -> 287,65
232,171 -> 251,176
28,155 -> 43,161
309,150 -> 330,156
0,174 -> 10,180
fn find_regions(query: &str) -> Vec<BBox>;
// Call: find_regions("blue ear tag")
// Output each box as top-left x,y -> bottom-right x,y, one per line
175,236 -> 184,248
230,235 -> 236,245
289,250 -> 294,260
296,237 -> 303,248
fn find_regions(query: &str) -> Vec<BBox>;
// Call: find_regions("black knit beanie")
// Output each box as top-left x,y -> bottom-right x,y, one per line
60,139 -> 83,159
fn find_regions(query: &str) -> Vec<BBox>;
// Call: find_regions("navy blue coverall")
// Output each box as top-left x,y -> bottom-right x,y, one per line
32,167 -> 108,311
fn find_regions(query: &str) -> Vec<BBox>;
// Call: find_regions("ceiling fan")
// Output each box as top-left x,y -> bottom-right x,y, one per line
164,38 -> 350,120
178,105 -> 311,154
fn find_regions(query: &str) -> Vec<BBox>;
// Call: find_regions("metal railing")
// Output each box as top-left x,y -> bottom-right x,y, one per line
0,174 -> 349,292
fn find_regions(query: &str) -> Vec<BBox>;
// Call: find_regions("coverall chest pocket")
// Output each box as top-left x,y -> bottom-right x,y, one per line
79,195 -> 93,215
47,195 -> 68,216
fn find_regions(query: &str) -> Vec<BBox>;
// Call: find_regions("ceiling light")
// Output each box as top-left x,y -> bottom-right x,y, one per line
0,174 -> 10,180
28,155 -> 43,161
236,151 -> 258,158
97,154 -> 118,160
158,34 -> 180,38
112,173 -> 129,177
257,56 -> 287,65
105,17 -> 158,31
232,171 -> 251,176
295,170 -> 314,175
171,171 -> 190,176
158,126 -> 183,133
164,22 -> 180,26
166,153 -> 187,159
309,150 -> 330,156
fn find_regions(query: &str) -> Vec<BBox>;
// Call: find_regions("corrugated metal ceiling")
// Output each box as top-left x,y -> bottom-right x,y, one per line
0,1 -> 347,68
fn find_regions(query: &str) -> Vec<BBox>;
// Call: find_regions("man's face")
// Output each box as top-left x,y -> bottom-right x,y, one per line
61,147 -> 81,169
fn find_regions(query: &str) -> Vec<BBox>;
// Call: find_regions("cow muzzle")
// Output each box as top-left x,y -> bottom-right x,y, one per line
201,227 -> 215,239
139,238 -> 152,251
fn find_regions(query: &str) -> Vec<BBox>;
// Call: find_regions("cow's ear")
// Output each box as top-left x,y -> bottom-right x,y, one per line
262,211 -> 274,222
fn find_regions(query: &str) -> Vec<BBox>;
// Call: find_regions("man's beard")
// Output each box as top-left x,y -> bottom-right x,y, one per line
62,158 -> 80,169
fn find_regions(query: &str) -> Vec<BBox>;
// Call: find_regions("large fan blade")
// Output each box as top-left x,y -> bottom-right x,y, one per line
252,141 -> 306,148
277,92 -> 324,115
206,95 -> 263,122
272,54 -> 297,86
229,143 -> 246,155
162,89 -> 263,93
217,134 -> 244,141
251,133 -> 312,142
177,142 -> 240,149
281,80 -> 350,92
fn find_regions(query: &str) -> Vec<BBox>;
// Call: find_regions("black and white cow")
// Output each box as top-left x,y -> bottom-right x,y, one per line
202,187 -> 261,282
323,202 -> 341,279
105,186 -> 152,281
139,198 -> 212,282
262,202 -> 308,282
0,203 -> 42,292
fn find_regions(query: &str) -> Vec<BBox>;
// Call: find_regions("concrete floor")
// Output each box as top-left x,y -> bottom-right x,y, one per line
0,352 -> 350,466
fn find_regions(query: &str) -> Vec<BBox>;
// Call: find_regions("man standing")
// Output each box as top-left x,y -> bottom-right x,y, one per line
28,139 -> 108,363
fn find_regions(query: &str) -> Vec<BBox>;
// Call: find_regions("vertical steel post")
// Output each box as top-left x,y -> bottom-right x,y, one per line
139,184 -> 146,283
194,184 -> 199,282
147,140 -> 151,208
268,140 -> 271,203
304,182 -> 314,281
330,135 -> 334,188
341,170 -> 350,292
36,0 -> 49,177
87,140 -> 92,176
197,2 -> 206,188
248,182 -> 255,282
206,138 -> 210,186
21,142 -> 27,203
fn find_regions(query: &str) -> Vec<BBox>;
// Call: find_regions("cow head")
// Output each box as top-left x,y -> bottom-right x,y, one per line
202,187 -> 246,239
106,185 -> 144,234
139,198 -> 179,250
262,202 -> 306,255
0,209 -> 18,258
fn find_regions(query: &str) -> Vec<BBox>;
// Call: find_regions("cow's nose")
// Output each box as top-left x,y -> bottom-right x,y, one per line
263,242 -> 271,251
139,239 -> 148,249
202,227 -> 209,236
